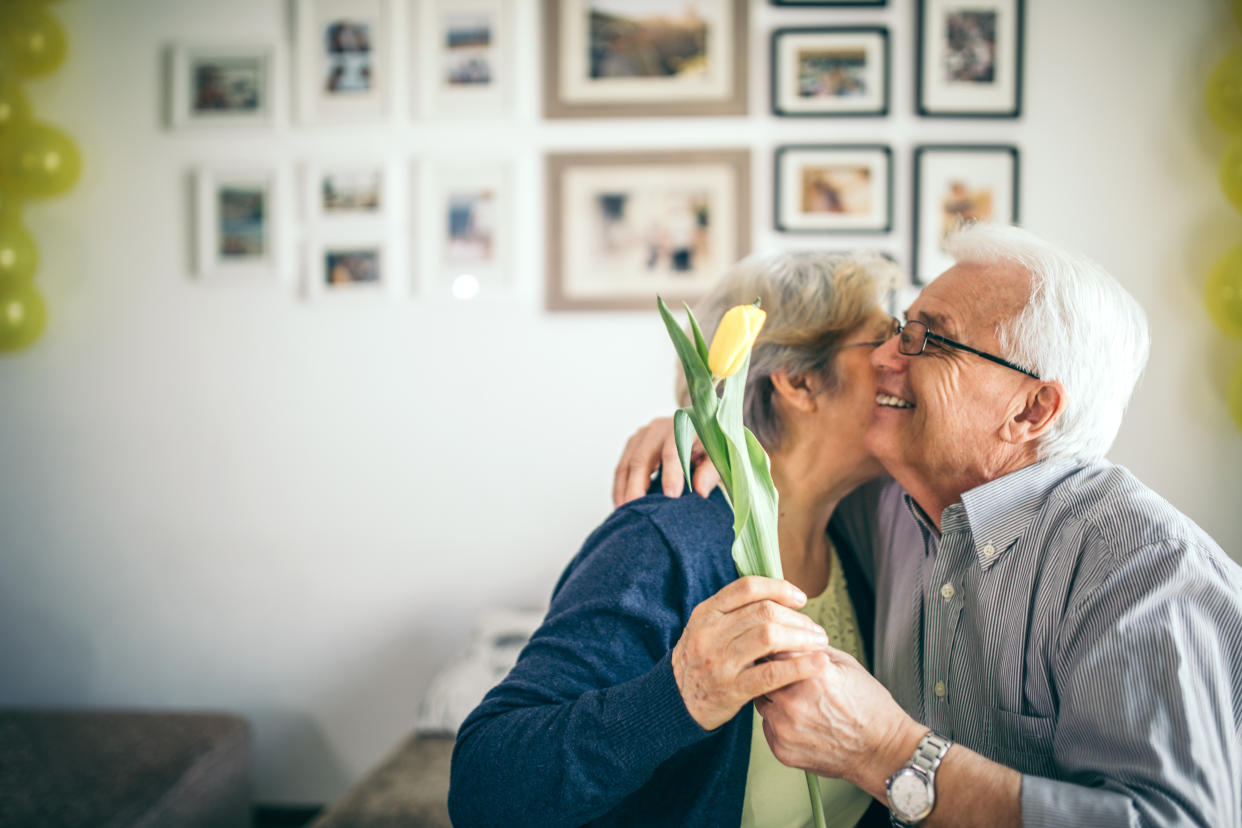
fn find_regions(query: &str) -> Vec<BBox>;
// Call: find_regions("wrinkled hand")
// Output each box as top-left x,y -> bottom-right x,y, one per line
756,647 -> 923,792
612,417 -> 723,507
672,577 -> 831,732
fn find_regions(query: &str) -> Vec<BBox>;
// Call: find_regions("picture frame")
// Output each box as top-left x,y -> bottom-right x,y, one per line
771,1 -> 886,7
423,160 -> 511,299
546,149 -> 751,311
194,167 -> 280,279
774,145 -> 892,234
913,145 -> 1019,283
917,0 -> 1024,118
415,0 -> 513,119
302,161 -> 390,225
771,27 -> 889,117
542,0 -> 748,119
166,42 -> 277,128
294,0 -> 393,123
305,237 -> 390,298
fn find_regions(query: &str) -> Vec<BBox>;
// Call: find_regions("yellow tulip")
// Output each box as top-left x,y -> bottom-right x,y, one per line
708,302 -> 765,378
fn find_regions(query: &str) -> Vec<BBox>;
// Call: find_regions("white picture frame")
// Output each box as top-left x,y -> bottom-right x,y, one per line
167,42 -> 277,128
775,145 -> 892,233
415,0 -> 512,119
302,161 -> 391,225
294,0 -> 393,124
194,166 -> 281,279
423,160 -> 511,300
305,236 -> 391,299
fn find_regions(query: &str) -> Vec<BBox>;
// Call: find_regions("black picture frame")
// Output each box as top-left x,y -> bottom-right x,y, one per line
912,145 -> 1020,283
774,144 -> 893,234
771,27 -> 890,118
916,0 -> 1024,118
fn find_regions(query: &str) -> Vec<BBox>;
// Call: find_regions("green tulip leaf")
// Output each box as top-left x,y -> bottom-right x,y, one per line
684,301 -> 711,368
672,407 -> 696,496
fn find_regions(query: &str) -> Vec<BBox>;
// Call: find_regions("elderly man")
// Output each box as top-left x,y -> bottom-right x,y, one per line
614,224 -> 1242,826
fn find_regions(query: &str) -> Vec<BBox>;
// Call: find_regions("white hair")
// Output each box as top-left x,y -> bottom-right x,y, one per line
944,223 -> 1150,463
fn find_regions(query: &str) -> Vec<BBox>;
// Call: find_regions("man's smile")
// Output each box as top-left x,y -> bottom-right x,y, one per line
876,392 -> 914,409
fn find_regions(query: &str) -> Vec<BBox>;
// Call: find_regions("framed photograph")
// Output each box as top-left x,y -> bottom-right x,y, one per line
194,167 -> 280,279
543,0 -> 748,118
424,161 -> 510,299
913,145 -> 1019,283
295,0 -> 392,123
774,145 -> 892,234
167,43 -> 276,127
416,0 -> 512,118
303,162 -> 389,224
917,0 -> 1024,117
771,28 -> 888,117
546,149 -> 750,311
306,238 -> 389,297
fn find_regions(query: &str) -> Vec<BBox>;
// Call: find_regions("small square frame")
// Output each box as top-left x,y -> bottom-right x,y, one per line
543,0 -> 748,119
913,144 -> 1020,283
774,144 -> 892,234
917,0 -> 1024,118
546,149 -> 751,311
294,0 -> 393,124
167,42 -> 277,128
415,0 -> 513,119
194,166 -> 281,279
771,27 -> 889,117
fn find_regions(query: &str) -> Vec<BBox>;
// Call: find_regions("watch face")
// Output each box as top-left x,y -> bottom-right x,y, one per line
889,769 -> 930,820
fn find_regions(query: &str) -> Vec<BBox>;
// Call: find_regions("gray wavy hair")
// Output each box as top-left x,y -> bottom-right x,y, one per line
677,250 -> 898,450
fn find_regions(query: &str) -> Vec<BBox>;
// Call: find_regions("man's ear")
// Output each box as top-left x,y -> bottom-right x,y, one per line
1003,381 -> 1066,444
770,370 -> 820,413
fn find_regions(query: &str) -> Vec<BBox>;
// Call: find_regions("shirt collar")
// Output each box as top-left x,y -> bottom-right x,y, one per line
959,458 -> 1077,570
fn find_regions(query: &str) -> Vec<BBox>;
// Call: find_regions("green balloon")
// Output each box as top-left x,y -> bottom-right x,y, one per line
1205,244 -> 1242,340
0,212 -> 36,291
2,121 -> 80,198
0,283 -> 45,351
1206,48 -> 1242,133
1222,140 -> 1242,211
0,80 -> 31,144
1230,361 -> 1242,432
0,6 -> 67,79
0,186 -> 24,218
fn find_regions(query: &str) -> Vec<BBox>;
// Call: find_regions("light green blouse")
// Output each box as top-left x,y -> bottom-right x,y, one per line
739,541 -> 873,828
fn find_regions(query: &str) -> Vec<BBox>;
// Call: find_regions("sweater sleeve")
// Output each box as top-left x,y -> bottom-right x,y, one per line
448,506 -> 715,828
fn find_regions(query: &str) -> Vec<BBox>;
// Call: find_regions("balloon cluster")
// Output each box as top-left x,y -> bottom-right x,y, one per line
0,0 -> 80,353
1205,0 -> 1242,430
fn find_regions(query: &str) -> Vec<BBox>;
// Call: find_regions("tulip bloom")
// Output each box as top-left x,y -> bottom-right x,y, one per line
708,302 -> 766,378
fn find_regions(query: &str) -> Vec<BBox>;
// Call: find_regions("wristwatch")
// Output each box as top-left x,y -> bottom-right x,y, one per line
886,731 -> 952,826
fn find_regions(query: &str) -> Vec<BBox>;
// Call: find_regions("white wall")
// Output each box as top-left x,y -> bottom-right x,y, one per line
1,0 -> 1239,805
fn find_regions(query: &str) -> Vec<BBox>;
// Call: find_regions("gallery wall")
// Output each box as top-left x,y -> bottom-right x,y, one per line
0,0 -> 1239,805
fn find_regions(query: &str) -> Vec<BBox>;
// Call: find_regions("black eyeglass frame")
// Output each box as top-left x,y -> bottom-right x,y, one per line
890,318 -> 1040,379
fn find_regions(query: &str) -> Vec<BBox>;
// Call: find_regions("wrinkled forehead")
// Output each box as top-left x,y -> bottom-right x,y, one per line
908,262 -> 1031,340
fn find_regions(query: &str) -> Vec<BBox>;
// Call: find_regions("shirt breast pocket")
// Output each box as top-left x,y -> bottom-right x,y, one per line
986,707 -> 1056,777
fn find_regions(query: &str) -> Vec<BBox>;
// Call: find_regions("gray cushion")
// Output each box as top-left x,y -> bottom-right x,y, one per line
0,708 -> 251,828
310,735 -> 453,828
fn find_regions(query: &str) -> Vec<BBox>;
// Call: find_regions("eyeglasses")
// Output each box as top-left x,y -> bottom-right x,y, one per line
889,317 -> 1040,379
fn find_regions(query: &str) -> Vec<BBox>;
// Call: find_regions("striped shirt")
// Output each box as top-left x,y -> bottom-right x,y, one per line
833,459 -> 1242,826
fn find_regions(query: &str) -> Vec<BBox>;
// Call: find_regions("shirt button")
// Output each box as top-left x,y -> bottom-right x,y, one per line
982,543 -> 996,558
934,681 -> 947,698
940,583 -> 955,600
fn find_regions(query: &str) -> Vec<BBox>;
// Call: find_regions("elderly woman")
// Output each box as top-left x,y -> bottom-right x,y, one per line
449,250 -> 898,828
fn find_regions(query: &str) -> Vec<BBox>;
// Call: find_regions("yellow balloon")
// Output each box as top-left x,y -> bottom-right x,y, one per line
0,81 -> 31,144
0,212 -> 36,291
1206,47 -> 1242,133
0,283 -> 45,351
2,121 -> 80,198
1230,361 -> 1242,432
0,6 -> 67,78
0,186 -> 24,218
1205,244 -> 1242,340
1222,140 -> 1242,211
1235,0 -> 1242,29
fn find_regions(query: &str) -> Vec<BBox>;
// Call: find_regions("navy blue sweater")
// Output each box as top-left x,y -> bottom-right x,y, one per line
449,487 -> 875,827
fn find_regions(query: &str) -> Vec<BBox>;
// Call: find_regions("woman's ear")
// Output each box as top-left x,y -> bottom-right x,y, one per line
770,370 -> 820,413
